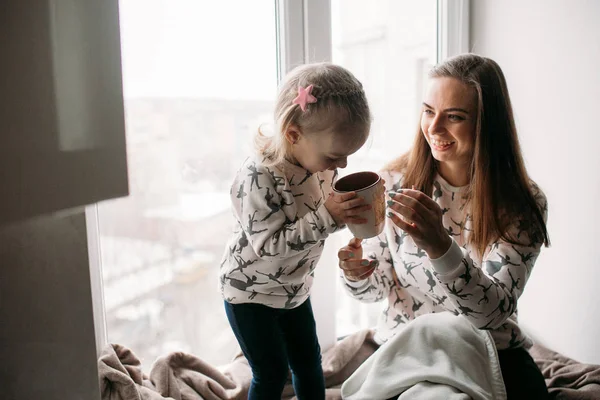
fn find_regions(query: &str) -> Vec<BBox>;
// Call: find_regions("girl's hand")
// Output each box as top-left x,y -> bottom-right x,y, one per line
338,238 -> 379,281
386,188 -> 452,259
325,192 -> 371,227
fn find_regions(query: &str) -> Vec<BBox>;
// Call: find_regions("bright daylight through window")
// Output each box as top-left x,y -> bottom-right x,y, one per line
98,0 -> 277,366
98,0 -> 437,368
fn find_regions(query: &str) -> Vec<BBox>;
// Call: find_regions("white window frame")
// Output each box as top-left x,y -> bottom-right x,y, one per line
278,0 -> 470,69
437,0 -> 470,61
87,204 -> 108,357
89,0 -> 470,357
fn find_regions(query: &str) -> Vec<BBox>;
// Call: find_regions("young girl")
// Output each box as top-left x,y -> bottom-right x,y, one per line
219,63 -> 373,399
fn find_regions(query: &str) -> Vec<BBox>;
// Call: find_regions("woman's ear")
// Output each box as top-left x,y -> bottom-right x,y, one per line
284,125 -> 301,145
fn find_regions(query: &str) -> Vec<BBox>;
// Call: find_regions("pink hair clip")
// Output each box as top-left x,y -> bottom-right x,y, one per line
292,84 -> 317,112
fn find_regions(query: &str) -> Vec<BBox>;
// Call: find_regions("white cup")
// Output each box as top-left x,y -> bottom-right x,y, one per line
333,171 -> 385,239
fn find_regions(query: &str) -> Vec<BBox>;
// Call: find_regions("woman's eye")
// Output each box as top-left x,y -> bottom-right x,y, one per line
423,109 -> 434,115
448,114 -> 465,121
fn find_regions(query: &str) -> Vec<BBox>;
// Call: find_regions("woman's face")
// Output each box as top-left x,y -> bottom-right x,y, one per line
420,77 -> 477,172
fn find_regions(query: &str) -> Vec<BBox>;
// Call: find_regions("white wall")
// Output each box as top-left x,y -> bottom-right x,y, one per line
471,0 -> 600,364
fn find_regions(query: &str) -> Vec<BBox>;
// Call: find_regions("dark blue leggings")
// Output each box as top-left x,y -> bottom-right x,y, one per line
224,298 -> 325,400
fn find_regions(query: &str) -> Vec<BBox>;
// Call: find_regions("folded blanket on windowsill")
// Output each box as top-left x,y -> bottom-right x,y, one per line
98,323 -> 600,400
529,342 -> 600,400
98,328 -> 378,400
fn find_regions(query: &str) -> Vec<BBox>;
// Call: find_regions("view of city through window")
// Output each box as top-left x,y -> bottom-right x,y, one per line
99,0 -> 436,369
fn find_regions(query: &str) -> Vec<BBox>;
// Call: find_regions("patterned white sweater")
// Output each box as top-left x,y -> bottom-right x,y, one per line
342,170 -> 548,350
219,156 -> 340,309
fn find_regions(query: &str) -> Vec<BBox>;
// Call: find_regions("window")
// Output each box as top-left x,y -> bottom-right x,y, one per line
91,0 -> 468,366
97,0 -> 278,367
329,0 -> 438,337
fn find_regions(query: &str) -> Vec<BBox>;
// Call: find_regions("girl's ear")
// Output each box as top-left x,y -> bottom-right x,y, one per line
284,124 -> 301,145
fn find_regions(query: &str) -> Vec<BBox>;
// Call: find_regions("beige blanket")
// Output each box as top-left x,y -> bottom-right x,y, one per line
529,343 -> 600,400
99,328 -> 600,400
98,329 -> 378,400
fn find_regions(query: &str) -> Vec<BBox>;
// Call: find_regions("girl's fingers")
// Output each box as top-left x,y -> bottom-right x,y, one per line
335,191 -> 357,202
342,197 -> 367,210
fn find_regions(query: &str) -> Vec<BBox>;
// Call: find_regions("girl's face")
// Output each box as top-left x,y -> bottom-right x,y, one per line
288,126 -> 368,174
420,77 -> 477,173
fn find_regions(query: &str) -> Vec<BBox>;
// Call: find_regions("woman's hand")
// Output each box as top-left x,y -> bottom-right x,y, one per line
386,188 -> 452,259
338,238 -> 379,281
325,192 -> 371,226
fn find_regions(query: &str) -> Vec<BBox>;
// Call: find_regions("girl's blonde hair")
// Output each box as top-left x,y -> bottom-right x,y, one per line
256,63 -> 371,166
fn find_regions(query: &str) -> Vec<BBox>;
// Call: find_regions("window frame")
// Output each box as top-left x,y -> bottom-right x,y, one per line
437,0 -> 470,61
88,0 -> 470,356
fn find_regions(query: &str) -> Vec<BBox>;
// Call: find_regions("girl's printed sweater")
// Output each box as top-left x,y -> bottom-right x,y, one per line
220,156 -> 340,309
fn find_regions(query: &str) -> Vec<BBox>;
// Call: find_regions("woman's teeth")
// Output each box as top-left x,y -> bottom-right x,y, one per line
432,139 -> 454,147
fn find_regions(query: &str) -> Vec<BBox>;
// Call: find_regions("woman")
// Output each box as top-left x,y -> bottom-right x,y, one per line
338,53 -> 550,398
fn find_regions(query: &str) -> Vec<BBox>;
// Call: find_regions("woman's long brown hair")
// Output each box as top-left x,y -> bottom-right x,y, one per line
386,54 -> 549,256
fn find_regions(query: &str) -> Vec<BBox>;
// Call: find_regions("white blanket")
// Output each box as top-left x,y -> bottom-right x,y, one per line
341,312 -> 507,400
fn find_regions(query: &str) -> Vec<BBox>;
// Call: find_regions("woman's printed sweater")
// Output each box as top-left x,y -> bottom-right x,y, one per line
341,170 -> 548,350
